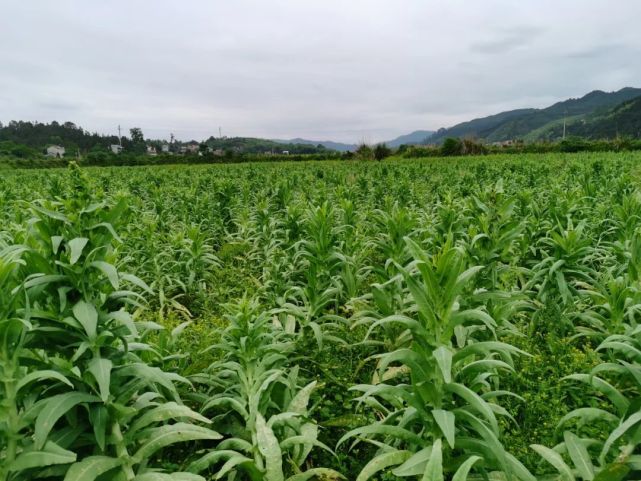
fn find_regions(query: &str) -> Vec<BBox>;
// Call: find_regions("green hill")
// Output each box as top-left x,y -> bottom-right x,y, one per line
533,96 -> 641,140
430,87 -> 641,143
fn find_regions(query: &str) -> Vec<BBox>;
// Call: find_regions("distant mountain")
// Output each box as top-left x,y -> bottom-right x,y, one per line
430,87 -> 641,143
385,130 -> 435,147
275,138 -> 357,152
203,136 -> 329,154
280,130 -> 435,151
531,96 -> 641,141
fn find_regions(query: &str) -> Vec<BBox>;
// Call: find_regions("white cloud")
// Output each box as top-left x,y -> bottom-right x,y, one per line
1,0 -> 640,142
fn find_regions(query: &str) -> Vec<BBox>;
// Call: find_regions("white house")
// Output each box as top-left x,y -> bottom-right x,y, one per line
46,145 -> 65,158
161,143 -> 170,153
110,144 -> 123,154
146,145 -> 157,156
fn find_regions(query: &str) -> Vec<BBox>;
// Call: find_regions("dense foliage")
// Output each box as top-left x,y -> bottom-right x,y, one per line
0,121 -> 330,165
2,153 -> 641,480
429,88 -> 641,144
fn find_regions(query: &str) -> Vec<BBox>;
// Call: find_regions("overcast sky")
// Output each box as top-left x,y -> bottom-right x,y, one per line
1,1 -> 640,143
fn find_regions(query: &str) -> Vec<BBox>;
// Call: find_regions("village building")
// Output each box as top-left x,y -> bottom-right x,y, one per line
46,145 -> 65,158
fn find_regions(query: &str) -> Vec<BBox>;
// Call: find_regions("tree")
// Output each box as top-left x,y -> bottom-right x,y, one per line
129,127 -> 146,154
130,127 -> 144,144
373,143 -> 392,161
355,143 -> 374,161
441,137 -> 463,156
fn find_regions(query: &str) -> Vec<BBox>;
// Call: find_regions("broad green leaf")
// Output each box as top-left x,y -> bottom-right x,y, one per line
392,447 -> 432,477
564,431 -> 594,480
288,381 -> 317,414
432,410 -> 455,448
215,454 -> 257,479
64,456 -> 122,481
186,449 -> 247,474
109,310 -> 138,336
90,261 -> 119,289
133,423 -> 221,463
68,237 -> 88,265
557,408 -> 619,430
530,444 -> 574,481
35,392 -> 99,449
452,455 -> 481,481
127,402 -> 210,437
422,439 -> 443,481
286,468 -> 345,481
9,441 -> 76,472
22,274 -> 68,290
32,204 -> 70,222
134,473 -> 206,481
356,450 -> 412,481
564,374 -> 629,414
256,413 -> 284,481
51,235 -> 64,254
88,357 -> 112,402
445,383 -> 498,435
433,347 -> 452,383
600,410 -> 641,464
16,370 -> 73,393
593,463 -> 630,481
73,301 -> 98,339
89,405 -> 108,451
120,272 -> 153,294
338,424 -> 424,447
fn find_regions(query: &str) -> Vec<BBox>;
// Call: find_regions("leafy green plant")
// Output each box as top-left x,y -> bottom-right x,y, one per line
191,297 -> 343,480
340,238 -> 533,480
1,166 -> 220,481
532,324 -> 641,480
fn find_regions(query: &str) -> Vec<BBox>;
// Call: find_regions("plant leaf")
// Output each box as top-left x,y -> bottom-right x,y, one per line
452,455 -> 481,481
73,301 -> 98,339
63,456 -> 122,481
356,450 -> 412,481
422,439 -> 444,481
35,392 -> 99,450
88,357 -> 112,402
68,238 -> 89,265
432,410 -> 455,449
9,441 -> 76,472
256,413 -> 284,481
133,423 -> 221,463
564,431 -> 594,480
433,347 -> 453,383
530,444 -> 575,481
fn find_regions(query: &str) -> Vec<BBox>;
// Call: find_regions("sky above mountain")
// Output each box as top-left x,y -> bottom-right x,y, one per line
2,1 -> 641,143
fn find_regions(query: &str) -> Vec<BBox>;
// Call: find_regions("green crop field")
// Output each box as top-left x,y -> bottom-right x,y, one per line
2,152 -> 641,480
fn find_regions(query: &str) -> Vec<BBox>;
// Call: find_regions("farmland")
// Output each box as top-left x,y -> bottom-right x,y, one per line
2,152 -> 641,480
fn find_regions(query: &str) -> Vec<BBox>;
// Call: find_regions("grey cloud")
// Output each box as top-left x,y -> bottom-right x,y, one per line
470,26 -> 545,54
1,0 -> 641,143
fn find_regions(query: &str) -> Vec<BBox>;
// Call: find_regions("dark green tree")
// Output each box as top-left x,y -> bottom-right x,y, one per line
374,143 -> 392,161
355,143 -> 374,161
129,127 -> 146,154
441,137 -> 463,156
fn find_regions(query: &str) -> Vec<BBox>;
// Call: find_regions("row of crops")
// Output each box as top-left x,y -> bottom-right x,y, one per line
1,153 -> 641,480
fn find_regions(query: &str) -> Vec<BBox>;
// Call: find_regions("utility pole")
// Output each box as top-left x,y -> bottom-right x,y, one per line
118,125 -> 122,146
219,126 -> 222,139
562,110 -> 567,140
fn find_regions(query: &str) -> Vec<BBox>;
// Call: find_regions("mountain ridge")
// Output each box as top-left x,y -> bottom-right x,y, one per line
276,130 -> 435,152
430,87 -> 641,143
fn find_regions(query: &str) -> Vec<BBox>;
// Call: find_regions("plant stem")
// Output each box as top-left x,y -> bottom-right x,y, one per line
112,422 -> 136,480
